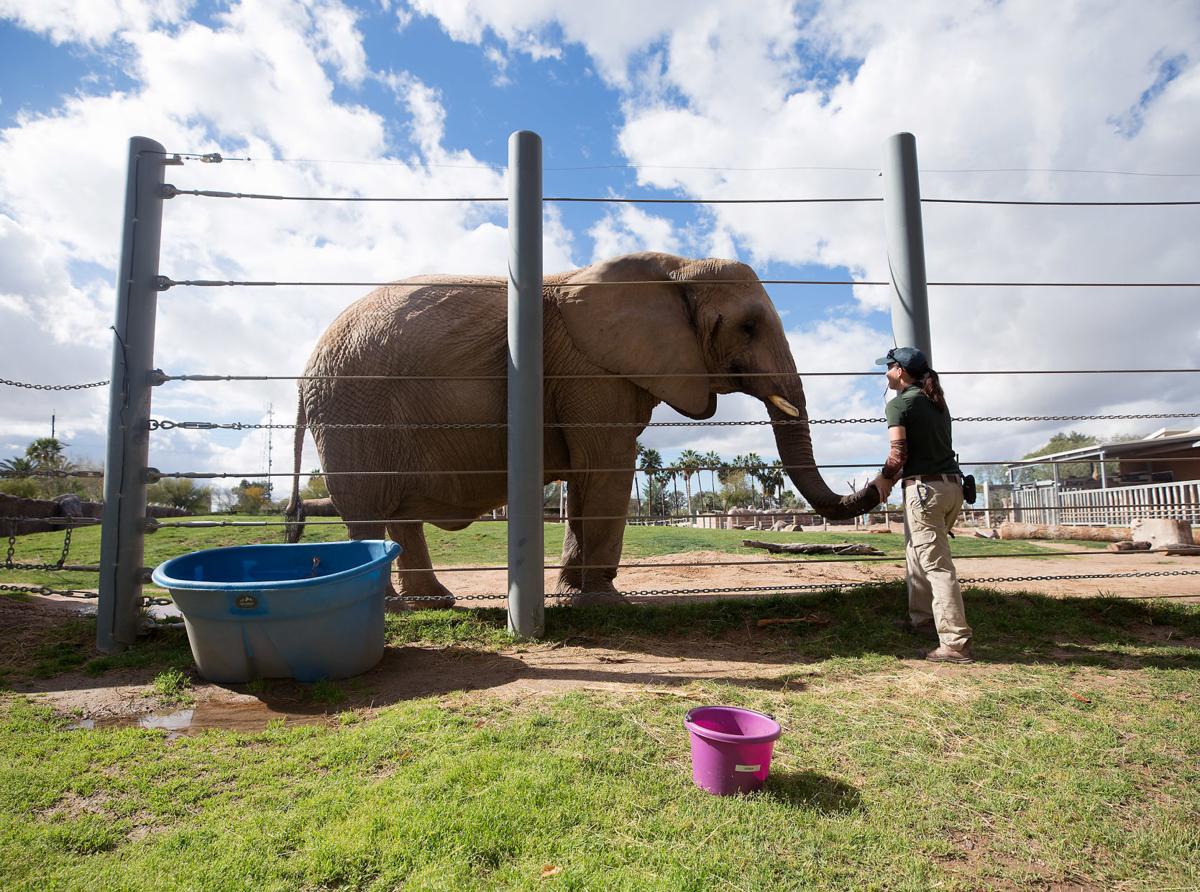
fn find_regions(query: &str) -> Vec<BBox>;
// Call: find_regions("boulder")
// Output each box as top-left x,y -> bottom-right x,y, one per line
1130,518 -> 1194,550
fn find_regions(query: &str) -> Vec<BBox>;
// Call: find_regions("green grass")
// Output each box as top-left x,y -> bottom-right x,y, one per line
4,519 -> 1197,887
2,586 -> 1199,888
1,514 -> 1086,596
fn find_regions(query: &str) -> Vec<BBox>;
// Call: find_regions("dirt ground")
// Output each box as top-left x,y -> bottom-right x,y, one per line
447,540 -> 1200,604
4,542 -> 1198,733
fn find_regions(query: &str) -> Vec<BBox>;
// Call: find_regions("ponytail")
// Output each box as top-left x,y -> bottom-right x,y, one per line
919,369 -> 948,413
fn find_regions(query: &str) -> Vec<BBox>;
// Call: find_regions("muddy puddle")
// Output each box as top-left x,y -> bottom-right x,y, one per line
66,699 -> 333,737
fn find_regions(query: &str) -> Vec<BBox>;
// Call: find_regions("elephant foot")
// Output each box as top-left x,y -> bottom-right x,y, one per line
556,579 -> 630,608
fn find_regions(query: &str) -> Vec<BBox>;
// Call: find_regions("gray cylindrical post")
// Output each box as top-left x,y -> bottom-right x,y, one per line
883,133 -> 932,362
506,130 -> 544,639
98,137 -> 169,652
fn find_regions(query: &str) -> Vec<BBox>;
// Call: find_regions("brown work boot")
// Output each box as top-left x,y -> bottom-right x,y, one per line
925,642 -> 974,664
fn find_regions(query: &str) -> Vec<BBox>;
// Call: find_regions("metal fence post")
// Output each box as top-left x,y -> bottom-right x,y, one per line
507,130 -> 544,639
883,133 -> 932,362
884,132 -> 932,612
98,137 -> 170,652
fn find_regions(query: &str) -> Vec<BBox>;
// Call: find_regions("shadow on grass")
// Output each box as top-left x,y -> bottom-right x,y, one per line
6,584 -> 1200,699
390,582 -> 1200,672
764,770 -> 864,814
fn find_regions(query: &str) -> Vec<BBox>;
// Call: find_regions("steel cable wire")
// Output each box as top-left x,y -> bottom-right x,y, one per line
164,185 -> 1200,206
158,276 -> 1200,289
157,367 -> 1200,382
149,410 -> 1200,433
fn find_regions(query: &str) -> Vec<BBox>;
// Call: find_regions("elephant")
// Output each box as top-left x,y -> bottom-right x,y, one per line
284,251 -> 881,607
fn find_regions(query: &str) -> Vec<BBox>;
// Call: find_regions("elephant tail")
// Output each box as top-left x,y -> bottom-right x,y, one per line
283,393 -> 307,543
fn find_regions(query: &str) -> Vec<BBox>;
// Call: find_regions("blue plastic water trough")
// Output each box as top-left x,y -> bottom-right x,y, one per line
151,540 -> 401,683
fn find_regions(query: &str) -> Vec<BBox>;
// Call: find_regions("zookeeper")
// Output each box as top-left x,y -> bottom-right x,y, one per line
869,346 -> 975,664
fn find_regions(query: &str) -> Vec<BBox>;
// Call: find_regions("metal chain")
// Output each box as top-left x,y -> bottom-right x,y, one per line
391,569 -> 1200,603
149,411 -> 1200,433
1,377 -> 108,391
0,582 -> 99,599
3,523 -> 72,572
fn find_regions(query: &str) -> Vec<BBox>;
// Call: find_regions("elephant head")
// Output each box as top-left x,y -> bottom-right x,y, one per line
555,252 -> 879,519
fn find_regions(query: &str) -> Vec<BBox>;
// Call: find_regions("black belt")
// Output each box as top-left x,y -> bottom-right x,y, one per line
902,474 -> 962,487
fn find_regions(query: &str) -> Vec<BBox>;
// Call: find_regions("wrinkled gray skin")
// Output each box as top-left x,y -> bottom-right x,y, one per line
284,252 -> 880,607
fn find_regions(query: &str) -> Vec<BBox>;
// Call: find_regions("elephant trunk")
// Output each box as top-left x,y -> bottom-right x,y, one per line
768,385 -> 880,521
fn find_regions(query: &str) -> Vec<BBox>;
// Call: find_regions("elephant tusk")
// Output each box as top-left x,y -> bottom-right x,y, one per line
768,395 -> 800,417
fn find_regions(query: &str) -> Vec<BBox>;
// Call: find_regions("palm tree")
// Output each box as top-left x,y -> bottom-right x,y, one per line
702,450 -> 722,498
760,460 -> 786,509
744,452 -> 763,506
638,445 -> 664,517
26,437 -> 68,469
0,456 -> 35,477
677,449 -> 703,515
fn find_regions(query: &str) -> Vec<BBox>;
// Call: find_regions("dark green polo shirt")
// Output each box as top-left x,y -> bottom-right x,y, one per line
885,385 -> 960,477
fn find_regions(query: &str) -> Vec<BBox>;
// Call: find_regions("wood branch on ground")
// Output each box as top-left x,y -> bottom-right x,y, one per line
741,539 -> 884,556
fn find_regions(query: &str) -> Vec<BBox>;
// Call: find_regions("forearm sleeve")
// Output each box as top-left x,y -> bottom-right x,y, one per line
881,438 -> 907,481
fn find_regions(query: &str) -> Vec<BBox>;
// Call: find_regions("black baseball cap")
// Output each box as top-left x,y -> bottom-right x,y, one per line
875,346 -> 930,377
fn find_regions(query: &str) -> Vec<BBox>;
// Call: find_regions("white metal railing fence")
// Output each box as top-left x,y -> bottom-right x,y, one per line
1014,479 -> 1200,526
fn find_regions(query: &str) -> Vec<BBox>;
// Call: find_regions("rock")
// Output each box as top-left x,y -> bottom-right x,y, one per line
973,529 -> 1000,539
1130,518 -> 1193,549
51,493 -> 84,517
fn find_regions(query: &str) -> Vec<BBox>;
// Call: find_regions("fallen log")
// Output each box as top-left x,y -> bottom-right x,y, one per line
742,539 -> 884,556
1000,522 -> 1130,542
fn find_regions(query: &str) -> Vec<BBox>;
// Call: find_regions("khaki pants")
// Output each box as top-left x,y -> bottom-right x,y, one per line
903,479 -> 972,648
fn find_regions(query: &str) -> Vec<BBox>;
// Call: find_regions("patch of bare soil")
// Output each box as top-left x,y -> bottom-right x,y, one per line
3,543 -> 1198,732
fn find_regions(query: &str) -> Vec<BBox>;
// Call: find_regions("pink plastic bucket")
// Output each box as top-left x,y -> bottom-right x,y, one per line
684,705 -> 782,795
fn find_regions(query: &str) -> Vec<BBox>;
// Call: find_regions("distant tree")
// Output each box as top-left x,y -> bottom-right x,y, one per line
0,455 -> 35,477
702,450 -> 722,496
232,479 -> 271,515
146,478 -> 212,513
677,449 -> 703,514
717,470 -> 756,509
0,455 -> 39,498
1018,431 -> 1099,483
758,460 -> 786,508
300,470 -> 329,500
25,437 -> 69,470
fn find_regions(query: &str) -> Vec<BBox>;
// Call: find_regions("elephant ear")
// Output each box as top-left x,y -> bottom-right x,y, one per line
555,253 -> 716,419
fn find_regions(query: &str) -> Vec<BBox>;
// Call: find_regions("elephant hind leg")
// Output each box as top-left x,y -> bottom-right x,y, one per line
386,521 -> 457,610
345,521 -> 408,611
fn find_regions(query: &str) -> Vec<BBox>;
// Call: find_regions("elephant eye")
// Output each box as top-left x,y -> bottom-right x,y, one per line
741,318 -> 758,337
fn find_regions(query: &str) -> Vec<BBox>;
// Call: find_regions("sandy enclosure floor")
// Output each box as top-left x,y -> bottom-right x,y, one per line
4,542 -> 1198,732
439,542 -> 1200,605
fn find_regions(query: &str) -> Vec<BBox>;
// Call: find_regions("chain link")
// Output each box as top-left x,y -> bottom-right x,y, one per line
390,569 -> 1200,603
150,411 -> 1200,433
0,582 -> 99,600
1,377 -> 108,391
4,522 -> 72,573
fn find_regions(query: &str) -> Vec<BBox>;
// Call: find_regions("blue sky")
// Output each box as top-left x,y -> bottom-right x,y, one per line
1,0 -> 1198,491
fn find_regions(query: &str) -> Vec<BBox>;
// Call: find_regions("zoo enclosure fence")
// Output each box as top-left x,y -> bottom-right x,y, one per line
3,132 -> 1200,648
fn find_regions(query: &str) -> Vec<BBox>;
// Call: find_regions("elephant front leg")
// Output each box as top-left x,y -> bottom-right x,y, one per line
556,471 -> 633,607
386,521 -> 457,610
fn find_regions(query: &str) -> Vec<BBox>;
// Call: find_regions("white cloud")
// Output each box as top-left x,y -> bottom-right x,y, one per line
587,204 -> 680,262
0,0 -> 575,479
416,0 -> 1200,480
0,0 -> 191,45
